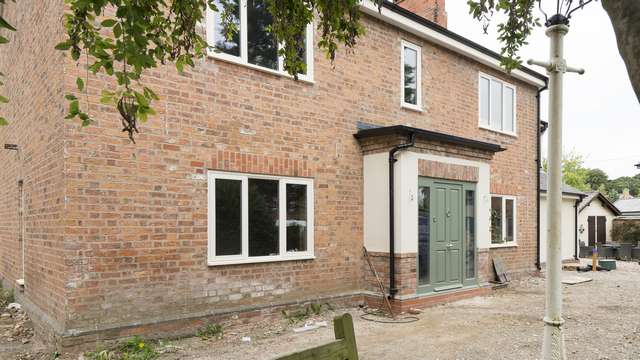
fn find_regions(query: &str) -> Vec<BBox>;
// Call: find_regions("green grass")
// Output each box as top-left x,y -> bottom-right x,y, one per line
85,336 -> 158,360
0,284 -> 14,309
195,323 -> 223,340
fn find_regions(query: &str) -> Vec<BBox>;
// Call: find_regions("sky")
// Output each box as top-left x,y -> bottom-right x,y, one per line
446,1 -> 640,179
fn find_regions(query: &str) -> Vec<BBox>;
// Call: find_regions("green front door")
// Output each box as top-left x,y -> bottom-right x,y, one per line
418,178 -> 472,292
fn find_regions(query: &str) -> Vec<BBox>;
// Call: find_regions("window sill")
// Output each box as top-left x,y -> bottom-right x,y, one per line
479,125 -> 517,138
401,103 -> 423,112
489,243 -> 518,249
208,52 -> 315,84
208,254 -> 315,266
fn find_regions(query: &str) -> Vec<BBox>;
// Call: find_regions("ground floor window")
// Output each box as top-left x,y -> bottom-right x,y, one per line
490,195 -> 516,246
208,171 -> 314,265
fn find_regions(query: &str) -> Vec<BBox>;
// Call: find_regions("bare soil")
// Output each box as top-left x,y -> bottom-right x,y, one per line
4,260 -> 640,359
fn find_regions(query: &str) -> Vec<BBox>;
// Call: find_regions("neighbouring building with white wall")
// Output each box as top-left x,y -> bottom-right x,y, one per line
579,192 -> 621,246
539,172 -> 586,264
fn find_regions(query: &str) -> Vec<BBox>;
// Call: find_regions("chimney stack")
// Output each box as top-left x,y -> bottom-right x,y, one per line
396,0 -> 447,28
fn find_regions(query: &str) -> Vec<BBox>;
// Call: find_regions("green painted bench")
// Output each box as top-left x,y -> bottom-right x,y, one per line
275,313 -> 359,360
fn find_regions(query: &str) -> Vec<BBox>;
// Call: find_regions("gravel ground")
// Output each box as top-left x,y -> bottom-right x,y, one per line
5,260 -> 640,360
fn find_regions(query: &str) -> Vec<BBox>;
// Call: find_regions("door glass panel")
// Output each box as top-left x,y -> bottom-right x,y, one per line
248,179 -> 279,256
247,0 -> 278,70
491,196 -> 503,244
286,184 -> 307,252
418,186 -> 430,285
505,199 -> 515,243
465,190 -> 475,279
215,179 -> 242,255
212,0 -> 241,56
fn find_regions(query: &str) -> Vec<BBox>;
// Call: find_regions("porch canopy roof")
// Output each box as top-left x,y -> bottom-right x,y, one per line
353,124 -> 506,153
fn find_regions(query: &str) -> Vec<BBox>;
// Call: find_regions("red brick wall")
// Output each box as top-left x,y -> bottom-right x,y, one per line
396,0 -> 447,27
0,0 -> 68,329
0,2 -> 539,341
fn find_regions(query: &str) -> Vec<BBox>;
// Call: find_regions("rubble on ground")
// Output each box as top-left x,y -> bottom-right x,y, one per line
0,304 -> 34,345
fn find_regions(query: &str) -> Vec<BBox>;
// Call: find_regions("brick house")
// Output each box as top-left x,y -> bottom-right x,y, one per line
0,0 -> 547,347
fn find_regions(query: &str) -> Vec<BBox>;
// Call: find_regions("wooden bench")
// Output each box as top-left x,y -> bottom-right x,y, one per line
275,313 -> 359,360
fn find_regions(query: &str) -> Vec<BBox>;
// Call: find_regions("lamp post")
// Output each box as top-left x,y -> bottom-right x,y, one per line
528,8 -> 585,360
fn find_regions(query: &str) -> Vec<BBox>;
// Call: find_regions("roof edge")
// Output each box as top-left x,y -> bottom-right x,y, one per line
579,192 -> 622,216
354,125 -> 505,153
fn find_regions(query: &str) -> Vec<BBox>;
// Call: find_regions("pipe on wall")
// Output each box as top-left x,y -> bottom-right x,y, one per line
388,133 -> 415,298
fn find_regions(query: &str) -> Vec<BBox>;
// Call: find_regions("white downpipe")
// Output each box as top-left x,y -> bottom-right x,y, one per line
542,23 -> 568,360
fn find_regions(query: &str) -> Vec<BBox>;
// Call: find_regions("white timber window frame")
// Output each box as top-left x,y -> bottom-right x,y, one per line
207,170 -> 315,266
205,0 -> 314,82
400,40 -> 422,111
490,194 -> 517,248
478,72 -> 517,136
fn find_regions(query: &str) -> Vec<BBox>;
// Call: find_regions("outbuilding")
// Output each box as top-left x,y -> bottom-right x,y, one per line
579,192 -> 621,246
539,172 -> 586,264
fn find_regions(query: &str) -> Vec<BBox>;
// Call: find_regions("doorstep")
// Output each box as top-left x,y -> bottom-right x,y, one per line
363,285 -> 492,314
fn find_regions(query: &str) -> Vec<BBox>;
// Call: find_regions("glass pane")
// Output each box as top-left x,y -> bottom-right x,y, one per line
247,0 -> 278,70
212,0 -> 241,57
249,179 -> 279,256
215,179 -> 242,256
504,87 -> 514,133
403,47 -> 418,105
479,77 -> 490,126
465,190 -> 475,279
418,186 -> 430,285
286,184 -> 307,252
490,80 -> 503,131
295,34 -> 307,75
506,199 -> 515,243
491,196 -> 503,244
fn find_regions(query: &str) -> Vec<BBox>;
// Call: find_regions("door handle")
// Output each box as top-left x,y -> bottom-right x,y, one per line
446,243 -> 453,247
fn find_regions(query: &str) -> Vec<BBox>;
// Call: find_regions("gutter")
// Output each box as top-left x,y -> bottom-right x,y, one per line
388,132 -> 416,298
536,82 -> 549,271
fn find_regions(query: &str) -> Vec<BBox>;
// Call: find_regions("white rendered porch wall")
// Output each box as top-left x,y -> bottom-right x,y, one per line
540,194 -> 579,263
363,151 -> 491,254
363,152 -> 390,252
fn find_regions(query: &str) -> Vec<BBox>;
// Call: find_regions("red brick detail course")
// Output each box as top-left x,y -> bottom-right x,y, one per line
418,159 -> 479,182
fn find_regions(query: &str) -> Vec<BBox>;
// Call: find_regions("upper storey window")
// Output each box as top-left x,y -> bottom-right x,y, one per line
479,73 -> 516,135
401,41 -> 422,111
206,0 -> 314,81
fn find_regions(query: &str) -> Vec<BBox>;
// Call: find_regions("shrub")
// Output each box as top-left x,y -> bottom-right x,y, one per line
195,323 -> 223,340
0,285 -> 14,309
85,336 -> 158,360
611,221 -> 640,245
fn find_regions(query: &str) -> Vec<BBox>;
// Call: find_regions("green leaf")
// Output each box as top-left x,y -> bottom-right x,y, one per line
0,117 -> 7,126
101,19 -> 117,27
65,94 -> 77,101
0,17 -> 16,31
0,36 -> 9,45
76,77 -> 84,91
0,95 -> 8,103
69,100 -> 79,114
113,23 -> 122,38
175,58 -> 184,73
134,91 -> 149,107
55,41 -> 72,51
